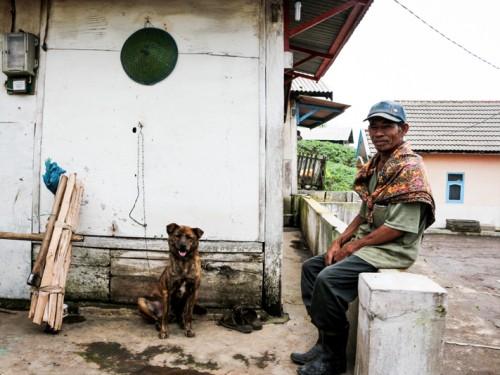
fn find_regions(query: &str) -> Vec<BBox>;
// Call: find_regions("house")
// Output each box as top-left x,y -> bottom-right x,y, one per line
283,77 -> 349,224
300,125 -> 354,145
359,100 -> 500,229
0,0 -> 373,314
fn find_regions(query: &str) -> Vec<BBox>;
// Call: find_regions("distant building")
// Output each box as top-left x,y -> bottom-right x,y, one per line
299,125 -> 354,145
359,100 -> 500,229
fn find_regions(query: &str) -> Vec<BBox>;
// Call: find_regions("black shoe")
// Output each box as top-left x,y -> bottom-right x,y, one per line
290,342 -> 324,365
296,352 -> 345,375
291,330 -> 324,365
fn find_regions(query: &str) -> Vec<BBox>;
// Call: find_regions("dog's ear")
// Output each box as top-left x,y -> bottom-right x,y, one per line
193,228 -> 204,239
166,223 -> 180,235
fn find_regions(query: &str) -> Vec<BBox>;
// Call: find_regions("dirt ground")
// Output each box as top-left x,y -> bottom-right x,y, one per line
0,230 -> 499,374
409,232 -> 500,375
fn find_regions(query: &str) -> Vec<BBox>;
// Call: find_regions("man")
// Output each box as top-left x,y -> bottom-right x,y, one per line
291,100 -> 435,375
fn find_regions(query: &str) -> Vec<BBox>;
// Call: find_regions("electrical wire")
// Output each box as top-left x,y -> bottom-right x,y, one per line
429,109 -> 500,138
392,0 -> 500,70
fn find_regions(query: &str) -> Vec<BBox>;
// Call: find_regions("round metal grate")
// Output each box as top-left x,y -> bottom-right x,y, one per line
120,28 -> 178,85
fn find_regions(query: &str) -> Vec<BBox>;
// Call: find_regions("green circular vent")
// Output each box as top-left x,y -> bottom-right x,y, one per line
120,28 -> 178,85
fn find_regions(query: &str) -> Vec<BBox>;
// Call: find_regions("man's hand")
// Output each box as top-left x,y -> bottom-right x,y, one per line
325,238 -> 341,266
333,241 -> 359,262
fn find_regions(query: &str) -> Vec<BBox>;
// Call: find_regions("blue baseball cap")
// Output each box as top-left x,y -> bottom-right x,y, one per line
364,100 -> 406,123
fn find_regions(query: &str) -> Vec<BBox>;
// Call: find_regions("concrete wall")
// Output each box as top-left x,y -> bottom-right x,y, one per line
0,0 -> 41,299
422,153 -> 500,229
298,195 -> 347,256
38,0 -> 263,241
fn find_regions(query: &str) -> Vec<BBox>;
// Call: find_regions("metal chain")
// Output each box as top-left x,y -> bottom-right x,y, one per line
128,121 -> 152,275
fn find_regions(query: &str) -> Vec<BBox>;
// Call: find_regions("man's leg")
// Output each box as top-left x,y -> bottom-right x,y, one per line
298,255 -> 377,375
291,255 -> 328,365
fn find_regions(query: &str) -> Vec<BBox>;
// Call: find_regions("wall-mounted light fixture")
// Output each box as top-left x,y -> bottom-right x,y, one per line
294,1 -> 302,21
2,32 -> 39,94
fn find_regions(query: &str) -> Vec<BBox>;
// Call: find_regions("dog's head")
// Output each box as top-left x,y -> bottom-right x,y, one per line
166,223 -> 204,259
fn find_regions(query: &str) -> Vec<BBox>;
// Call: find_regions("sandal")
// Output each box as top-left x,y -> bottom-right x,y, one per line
217,310 -> 253,334
234,306 -> 263,331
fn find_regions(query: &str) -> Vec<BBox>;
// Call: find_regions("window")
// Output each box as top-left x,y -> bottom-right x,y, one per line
446,173 -> 464,203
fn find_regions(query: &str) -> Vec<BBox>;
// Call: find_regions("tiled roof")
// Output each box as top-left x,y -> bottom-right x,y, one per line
365,101 -> 500,154
291,78 -> 332,99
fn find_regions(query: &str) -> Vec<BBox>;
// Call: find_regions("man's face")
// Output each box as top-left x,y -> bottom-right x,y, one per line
368,117 -> 408,154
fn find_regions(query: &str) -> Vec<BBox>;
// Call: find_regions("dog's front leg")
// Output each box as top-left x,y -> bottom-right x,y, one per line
159,288 -> 169,339
183,285 -> 198,338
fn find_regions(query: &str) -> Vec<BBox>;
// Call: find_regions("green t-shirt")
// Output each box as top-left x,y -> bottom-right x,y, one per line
353,173 -> 428,269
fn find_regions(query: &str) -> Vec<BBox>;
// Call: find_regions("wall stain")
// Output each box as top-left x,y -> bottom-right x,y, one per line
78,341 -> 216,374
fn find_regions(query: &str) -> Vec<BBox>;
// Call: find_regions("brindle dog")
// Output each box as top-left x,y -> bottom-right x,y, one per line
137,223 -> 203,339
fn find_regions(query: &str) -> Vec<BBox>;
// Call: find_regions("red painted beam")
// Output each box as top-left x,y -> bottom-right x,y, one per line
289,0 -> 357,38
286,70 -> 318,81
315,1 -> 372,79
289,45 -> 334,59
284,0 -> 290,51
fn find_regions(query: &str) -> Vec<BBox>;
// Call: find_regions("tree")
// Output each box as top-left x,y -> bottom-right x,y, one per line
298,140 -> 357,191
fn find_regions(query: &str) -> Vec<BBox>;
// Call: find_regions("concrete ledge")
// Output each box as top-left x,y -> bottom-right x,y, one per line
355,272 -> 447,375
298,195 -> 346,255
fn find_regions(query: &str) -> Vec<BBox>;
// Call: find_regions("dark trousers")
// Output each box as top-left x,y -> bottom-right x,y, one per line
301,254 -> 377,333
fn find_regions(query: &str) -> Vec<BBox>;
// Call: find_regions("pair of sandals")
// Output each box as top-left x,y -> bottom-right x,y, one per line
218,305 -> 264,333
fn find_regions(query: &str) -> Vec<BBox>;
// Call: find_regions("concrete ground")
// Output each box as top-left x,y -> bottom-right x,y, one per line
1,229 -> 499,374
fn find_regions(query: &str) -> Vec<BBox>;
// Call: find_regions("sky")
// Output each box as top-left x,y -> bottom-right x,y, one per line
320,0 -> 500,138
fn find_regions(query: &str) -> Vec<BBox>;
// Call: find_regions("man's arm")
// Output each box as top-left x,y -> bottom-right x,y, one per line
333,225 -> 404,262
325,214 -> 365,265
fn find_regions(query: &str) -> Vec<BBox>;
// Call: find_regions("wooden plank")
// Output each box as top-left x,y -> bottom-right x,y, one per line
112,250 -> 262,262
77,236 -> 263,253
110,261 -> 262,306
30,175 -> 68,278
65,264 -> 109,301
33,245 -> 110,267
0,231 -> 83,242
263,0 -> 284,315
111,255 -> 263,277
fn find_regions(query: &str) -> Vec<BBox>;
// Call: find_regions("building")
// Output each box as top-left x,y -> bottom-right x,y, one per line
0,0 -> 373,313
360,100 -> 500,229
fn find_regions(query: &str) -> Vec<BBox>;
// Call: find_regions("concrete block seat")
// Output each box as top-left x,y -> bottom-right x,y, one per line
352,272 -> 447,375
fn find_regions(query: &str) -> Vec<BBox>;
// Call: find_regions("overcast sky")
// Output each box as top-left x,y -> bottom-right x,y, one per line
321,0 -> 500,134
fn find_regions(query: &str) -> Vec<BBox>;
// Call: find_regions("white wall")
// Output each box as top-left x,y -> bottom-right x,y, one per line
0,1 -> 41,298
422,154 -> 500,229
38,0 -> 264,241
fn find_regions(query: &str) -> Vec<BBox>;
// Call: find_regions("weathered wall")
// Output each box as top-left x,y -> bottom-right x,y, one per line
0,0 -> 41,298
34,239 -> 263,307
0,0 -> 284,310
38,0 -> 263,241
422,153 -> 500,228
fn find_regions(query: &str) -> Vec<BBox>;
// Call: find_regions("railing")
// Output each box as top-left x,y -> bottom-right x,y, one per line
297,153 -> 326,190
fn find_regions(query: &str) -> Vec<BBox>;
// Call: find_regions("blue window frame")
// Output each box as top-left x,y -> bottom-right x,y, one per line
446,173 -> 464,203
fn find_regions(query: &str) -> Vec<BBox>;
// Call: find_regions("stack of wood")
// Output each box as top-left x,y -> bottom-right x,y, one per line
446,219 -> 481,233
28,173 -> 84,331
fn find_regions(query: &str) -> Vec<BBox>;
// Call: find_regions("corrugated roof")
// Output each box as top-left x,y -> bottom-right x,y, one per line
295,95 -> 349,129
365,100 -> 500,154
286,0 -> 373,80
291,77 -> 332,99
299,125 -> 353,142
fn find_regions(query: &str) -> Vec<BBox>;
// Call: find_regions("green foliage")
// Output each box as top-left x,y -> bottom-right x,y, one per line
325,162 -> 357,191
297,140 -> 356,167
298,140 -> 357,191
